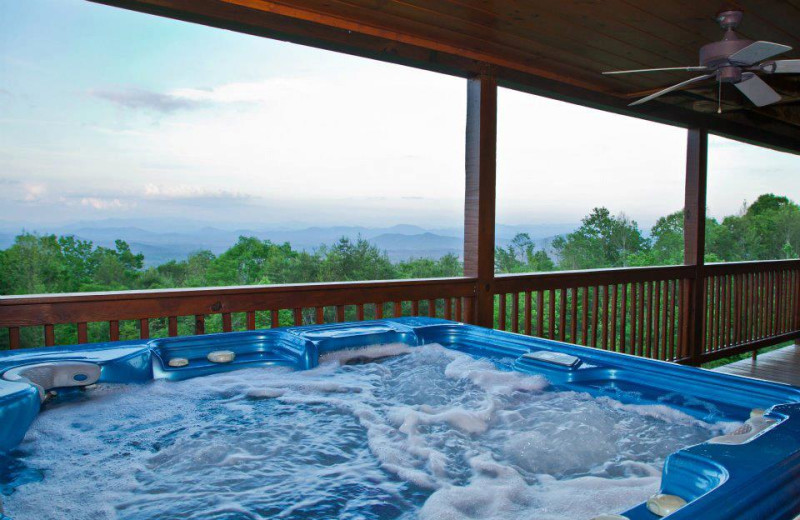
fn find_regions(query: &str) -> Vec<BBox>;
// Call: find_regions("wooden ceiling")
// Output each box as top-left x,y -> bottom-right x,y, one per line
92,0 -> 800,153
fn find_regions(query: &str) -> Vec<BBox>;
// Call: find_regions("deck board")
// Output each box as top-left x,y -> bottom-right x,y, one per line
713,345 -> 800,387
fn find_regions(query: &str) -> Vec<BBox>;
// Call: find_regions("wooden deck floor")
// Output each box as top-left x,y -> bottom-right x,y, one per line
713,345 -> 800,387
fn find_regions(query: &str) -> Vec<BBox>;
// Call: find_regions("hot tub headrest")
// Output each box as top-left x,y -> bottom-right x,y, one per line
2,362 -> 101,402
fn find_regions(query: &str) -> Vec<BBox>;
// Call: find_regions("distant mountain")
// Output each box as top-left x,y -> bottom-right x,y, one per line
369,232 -> 462,261
0,220 -> 576,266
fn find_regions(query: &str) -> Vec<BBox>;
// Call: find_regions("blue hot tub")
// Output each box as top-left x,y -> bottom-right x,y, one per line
1,317 -> 799,519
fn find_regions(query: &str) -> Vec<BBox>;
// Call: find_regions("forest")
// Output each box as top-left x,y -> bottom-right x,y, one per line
1,193 -> 798,347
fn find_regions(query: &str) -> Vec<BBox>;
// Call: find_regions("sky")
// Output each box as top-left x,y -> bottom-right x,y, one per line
1,0 -> 798,233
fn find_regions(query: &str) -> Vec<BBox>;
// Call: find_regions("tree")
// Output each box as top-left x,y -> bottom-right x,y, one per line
495,233 -> 555,273
396,254 -> 462,278
318,236 -> 395,281
553,208 -> 647,269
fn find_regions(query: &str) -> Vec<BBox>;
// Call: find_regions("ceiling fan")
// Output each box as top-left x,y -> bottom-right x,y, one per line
603,10 -> 800,110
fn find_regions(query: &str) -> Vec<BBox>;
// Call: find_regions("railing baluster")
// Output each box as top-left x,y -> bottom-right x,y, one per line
559,288 -> 567,342
9,327 -> 20,350
357,304 -> 365,321
140,318 -> 150,339
524,291 -> 532,336
610,285 -> 618,352
411,300 -> 420,316
394,301 -> 402,317
636,282 -> 645,356
678,280 -> 687,358
463,296 -> 474,324
194,315 -> 205,335
753,272 -> 760,341
110,320 -> 120,341
715,275 -> 723,350
646,282 -> 655,358
246,311 -> 256,330
336,305 -> 345,322
455,297 -> 463,322
581,287 -> 589,345
787,270 -> 793,332
601,285 -> 609,349
77,322 -> 88,344
569,288 -> 577,342
270,310 -> 279,328
630,283 -> 638,355
537,290 -> 545,338
749,272 -> 756,341
590,286 -> 599,348
44,324 -> 55,346
734,274 -> 742,344
222,312 -> 232,332
498,294 -> 507,331
511,292 -> 519,333
667,280 -> 676,360
721,275 -> 729,349
619,284 -> 628,354
763,271 -> 770,338
293,308 -> 303,326
169,316 -> 179,336
316,307 -> 325,324
427,299 -> 436,318
650,281 -> 661,359
377,302 -> 385,320
549,289 -> 557,340
702,277 -> 714,353
659,281 -> 668,359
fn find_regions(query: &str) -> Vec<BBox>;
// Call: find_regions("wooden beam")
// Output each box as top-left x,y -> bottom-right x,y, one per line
684,128 -> 708,365
464,74 -> 497,328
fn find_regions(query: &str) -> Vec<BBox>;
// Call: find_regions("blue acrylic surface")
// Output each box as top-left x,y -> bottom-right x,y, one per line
1,317 -> 799,519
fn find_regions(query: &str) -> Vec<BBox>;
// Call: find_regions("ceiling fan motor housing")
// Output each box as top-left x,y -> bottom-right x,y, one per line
699,38 -> 752,68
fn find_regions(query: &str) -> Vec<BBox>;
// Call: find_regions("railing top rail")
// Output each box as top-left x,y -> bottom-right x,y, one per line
0,277 -> 478,305
703,259 -> 800,275
0,277 -> 478,327
494,264 -> 694,292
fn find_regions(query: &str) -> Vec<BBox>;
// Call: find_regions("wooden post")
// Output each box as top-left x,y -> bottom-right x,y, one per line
464,73 -> 497,328
684,128 -> 708,365
795,269 -> 800,346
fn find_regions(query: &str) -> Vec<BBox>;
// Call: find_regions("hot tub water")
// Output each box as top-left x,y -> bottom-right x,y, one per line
1,344 -> 737,520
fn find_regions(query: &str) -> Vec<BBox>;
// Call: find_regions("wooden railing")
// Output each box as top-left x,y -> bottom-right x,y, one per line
0,278 -> 477,349
492,260 -> 800,364
701,261 -> 800,361
2,261 -> 798,363
493,266 -> 694,362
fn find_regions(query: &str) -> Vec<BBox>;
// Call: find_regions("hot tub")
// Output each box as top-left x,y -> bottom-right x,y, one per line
1,317 -> 799,519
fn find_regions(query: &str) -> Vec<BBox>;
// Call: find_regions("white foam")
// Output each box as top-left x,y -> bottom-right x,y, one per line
319,342 -> 414,365
3,343 -> 731,520
597,396 -> 742,433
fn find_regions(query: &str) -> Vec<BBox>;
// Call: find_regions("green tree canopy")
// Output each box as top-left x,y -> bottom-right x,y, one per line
552,208 -> 647,269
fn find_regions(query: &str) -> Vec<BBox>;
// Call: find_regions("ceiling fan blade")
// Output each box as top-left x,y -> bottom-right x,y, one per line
729,41 -> 792,65
629,74 -> 715,106
603,66 -> 708,75
735,73 -> 781,107
761,59 -> 800,74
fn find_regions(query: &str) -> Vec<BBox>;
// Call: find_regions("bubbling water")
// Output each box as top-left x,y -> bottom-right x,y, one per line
1,344 -> 735,520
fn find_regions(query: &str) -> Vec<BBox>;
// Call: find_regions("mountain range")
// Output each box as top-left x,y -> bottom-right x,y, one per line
0,219 -> 576,265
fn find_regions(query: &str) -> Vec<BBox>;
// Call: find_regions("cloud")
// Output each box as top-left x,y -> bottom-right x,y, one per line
21,183 -> 46,202
90,87 -> 206,113
80,197 -> 133,210
142,183 -> 249,201
89,78 -> 311,115
170,78 -> 309,104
